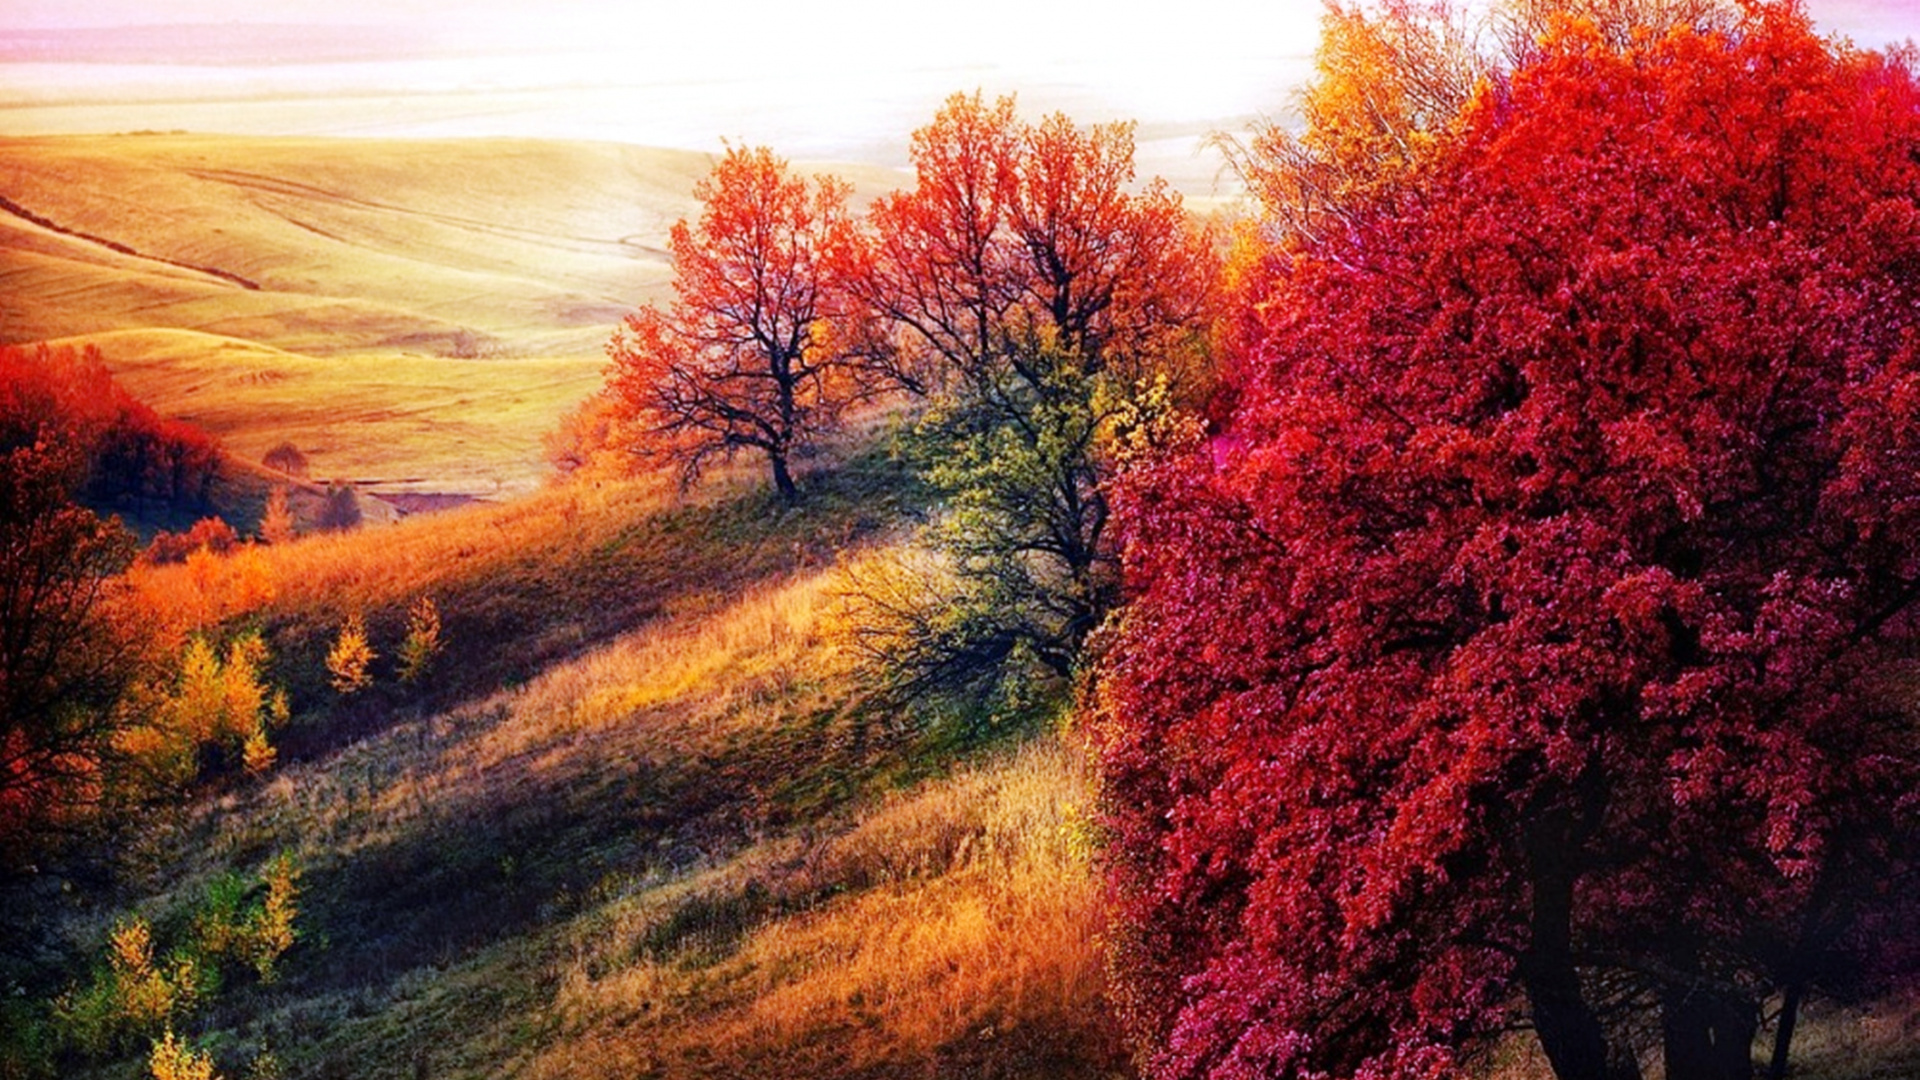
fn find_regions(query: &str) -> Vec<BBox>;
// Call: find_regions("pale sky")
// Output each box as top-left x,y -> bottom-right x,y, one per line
1,1 -> 1916,189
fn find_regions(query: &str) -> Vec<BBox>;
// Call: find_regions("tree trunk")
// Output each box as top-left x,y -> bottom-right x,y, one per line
1767,982 -> 1804,1080
1662,985 -> 1758,1080
1523,823 -> 1620,1080
1523,934 -> 1618,1080
770,451 -> 797,504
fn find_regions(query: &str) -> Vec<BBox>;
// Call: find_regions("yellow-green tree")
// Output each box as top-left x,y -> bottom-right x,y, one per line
326,612 -> 374,695
396,596 -> 443,684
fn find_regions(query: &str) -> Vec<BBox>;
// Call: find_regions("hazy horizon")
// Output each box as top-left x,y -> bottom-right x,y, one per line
2,1 -> 1918,193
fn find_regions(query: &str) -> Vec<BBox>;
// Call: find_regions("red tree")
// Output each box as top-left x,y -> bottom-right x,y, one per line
0,438 -> 139,862
0,343 -> 219,511
606,145 -> 875,503
864,91 -> 1214,390
839,94 -> 1216,699
1103,9 -> 1920,1080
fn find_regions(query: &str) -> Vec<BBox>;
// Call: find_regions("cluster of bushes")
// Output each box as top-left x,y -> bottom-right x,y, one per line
2,854 -> 300,1080
0,344 -> 219,513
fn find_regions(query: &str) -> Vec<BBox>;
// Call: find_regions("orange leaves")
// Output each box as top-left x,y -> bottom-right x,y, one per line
605,145 -> 875,502
1234,0 -> 1482,244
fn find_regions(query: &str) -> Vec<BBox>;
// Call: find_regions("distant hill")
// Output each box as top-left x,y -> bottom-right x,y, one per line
0,134 -> 707,357
0,133 -> 903,496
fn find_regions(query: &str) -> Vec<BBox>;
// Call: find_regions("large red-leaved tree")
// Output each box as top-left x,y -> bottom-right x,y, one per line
1102,8 -> 1920,1080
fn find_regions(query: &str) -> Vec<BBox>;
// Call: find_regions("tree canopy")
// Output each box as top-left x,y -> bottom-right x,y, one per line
1101,6 -> 1920,1080
606,145 -> 877,503
841,93 -> 1215,708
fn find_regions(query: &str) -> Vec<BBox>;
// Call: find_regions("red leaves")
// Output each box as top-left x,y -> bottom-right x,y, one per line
0,343 -> 220,509
1103,7 -> 1920,1078
865,91 -> 1215,386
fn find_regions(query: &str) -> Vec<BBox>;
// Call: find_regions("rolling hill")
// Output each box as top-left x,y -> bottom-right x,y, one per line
0,133 -> 901,496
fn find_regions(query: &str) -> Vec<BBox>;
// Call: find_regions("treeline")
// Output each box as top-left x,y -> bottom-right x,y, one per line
0,343 -> 219,514
0,344 -> 277,867
559,93 -> 1218,723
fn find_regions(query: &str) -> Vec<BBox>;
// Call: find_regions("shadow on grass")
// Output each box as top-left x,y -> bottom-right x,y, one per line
271,442 -> 930,763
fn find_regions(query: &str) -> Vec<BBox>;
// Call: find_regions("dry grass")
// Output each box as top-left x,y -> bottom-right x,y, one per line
45,327 -> 602,497
535,737 -> 1121,1080
103,496 -> 1121,1078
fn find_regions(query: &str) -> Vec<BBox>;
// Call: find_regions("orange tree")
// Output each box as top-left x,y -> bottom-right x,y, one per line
606,145 -> 875,503
1102,8 -> 1920,1080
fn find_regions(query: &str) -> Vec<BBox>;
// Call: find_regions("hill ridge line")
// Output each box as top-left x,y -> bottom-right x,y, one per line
0,189 -> 262,290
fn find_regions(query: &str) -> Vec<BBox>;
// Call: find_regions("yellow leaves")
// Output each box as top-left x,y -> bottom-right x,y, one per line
327,611 -> 375,695
1097,373 -> 1207,469
116,631 -> 285,788
1234,0 -> 1482,241
57,856 -> 300,1070
247,852 -> 301,983
148,1030 -> 218,1080
241,728 -> 277,776
101,918 -> 198,1033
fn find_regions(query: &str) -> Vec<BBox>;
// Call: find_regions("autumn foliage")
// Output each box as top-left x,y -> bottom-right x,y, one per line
1103,7 -> 1920,1080
835,93 -> 1215,703
866,91 -> 1214,391
0,439 -> 139,860
605,145 -> 877,502
0,343 -> 219,513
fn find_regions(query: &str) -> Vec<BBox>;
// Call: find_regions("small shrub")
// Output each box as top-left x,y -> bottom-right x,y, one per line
54,918 -> 198,1058
396,595 -> 443,684
142,517 -> 240,566
317,484 -> 361,532
120,632 -> 283,787
245,853 -> 300,982
53,856 -> 301,1064
327,612 -> 374,695
259,486 -> 295,545
149,1029 -> 218,1080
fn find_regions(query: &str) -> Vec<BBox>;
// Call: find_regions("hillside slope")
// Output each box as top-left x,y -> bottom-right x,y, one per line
0,134 -> 699,357
0,135 -> 903,496
5,444 -> 1127,1080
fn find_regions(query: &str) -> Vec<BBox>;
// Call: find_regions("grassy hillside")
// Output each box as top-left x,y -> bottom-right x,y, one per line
0,134 -> 902,496
0,135 -> 702,356
43,328 -> 601,498
12,441 -> 1127,1080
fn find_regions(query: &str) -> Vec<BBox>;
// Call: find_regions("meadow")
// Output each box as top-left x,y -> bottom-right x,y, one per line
0,133 -> 898,497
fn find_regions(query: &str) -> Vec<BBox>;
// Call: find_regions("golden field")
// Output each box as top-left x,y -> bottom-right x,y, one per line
0,133 -> 900,495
